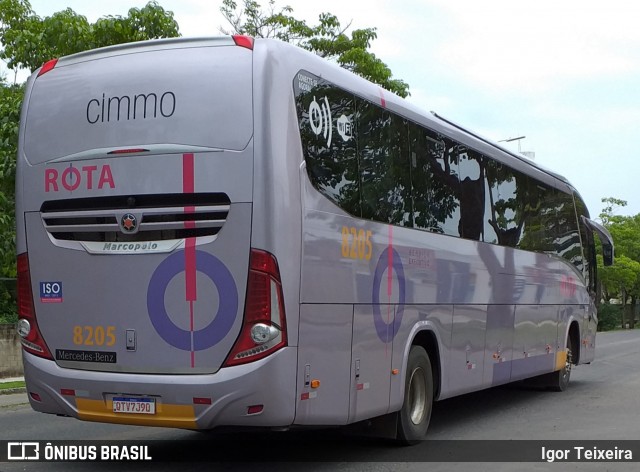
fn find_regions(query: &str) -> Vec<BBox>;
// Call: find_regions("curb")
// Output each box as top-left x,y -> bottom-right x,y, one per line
0,387 -> 27,395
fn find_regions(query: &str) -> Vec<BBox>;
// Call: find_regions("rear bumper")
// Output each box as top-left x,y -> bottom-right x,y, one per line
22,347 -> 297,429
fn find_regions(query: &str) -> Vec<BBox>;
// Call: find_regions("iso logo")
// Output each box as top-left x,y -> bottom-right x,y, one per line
7,442 -> 40,460
40,281 -> 63,303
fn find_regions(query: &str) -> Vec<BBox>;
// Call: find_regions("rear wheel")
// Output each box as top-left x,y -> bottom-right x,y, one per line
396,346 -> 433,445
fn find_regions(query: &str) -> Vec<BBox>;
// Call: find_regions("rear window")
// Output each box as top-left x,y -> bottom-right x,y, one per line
24,45 -> 253,164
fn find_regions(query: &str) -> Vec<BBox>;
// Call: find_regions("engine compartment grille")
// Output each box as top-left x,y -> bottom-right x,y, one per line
41,193 -> 230,243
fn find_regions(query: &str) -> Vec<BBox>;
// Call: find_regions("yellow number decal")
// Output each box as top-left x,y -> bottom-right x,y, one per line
106,326 -> 116,346
341,226 -> 350,257
350,227 -> 358,258
357,229 -> 366,259
73,326 -> 83,345
94,326 -> 105,346
341,227 -> 373,260
73,325 -> 116,347
365,230 -> 373,260
84,326 -> 94,346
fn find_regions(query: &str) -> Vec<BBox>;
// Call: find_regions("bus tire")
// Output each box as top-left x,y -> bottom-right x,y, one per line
396,346 -> 433,445
547,337 -> 573,392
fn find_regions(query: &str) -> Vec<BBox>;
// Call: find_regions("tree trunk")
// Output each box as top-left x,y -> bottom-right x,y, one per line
621,288 -> 627,329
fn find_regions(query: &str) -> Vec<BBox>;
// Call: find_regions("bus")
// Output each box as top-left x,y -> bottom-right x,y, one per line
15,35 -> 614,443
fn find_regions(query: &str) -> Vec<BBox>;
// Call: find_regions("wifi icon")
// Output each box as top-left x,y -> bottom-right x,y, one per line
309,96 -> 333,147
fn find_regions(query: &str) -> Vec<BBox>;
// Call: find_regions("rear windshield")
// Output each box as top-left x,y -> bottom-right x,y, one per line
24,45 -> 253,164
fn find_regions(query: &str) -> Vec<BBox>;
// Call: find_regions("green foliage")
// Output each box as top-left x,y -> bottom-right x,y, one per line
220,0 -> 410,97
597,197 -> 640,327
0,380 -> 26,389
0,78 -> 22,322
597,303 -> 621,331
599,197 -> 627,226
0,80 -> 22,280
599,254 -> 640,298
0,280 -> 17,323
0,0 -> 180,72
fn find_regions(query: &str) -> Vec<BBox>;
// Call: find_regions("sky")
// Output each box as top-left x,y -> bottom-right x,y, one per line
3,0 -> 639,218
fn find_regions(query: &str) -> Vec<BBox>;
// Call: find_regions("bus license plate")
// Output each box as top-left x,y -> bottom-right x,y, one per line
112,397 -> 156,415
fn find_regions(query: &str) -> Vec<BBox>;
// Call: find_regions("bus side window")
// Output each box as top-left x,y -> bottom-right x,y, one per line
485,162 -> 528,248
409,123 -> 461,237
457,147 -> 485,241
295,78 -> 361,217
518,176 -> 556,253
357,100 -> 412,227
553,191 -> 583,269
574,194 -> 597,296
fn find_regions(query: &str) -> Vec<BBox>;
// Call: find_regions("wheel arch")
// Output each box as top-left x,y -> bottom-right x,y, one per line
410,329 -> 441,400
568,319 -> 580,365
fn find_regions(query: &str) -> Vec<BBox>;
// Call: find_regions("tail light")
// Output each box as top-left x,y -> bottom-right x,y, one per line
17,253 -> 53,359
37,58 -> 58,77
232,35 -> 254,50
223,249 -> 287,366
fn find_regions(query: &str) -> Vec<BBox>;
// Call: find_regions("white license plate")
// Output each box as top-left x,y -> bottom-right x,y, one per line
112,397 -> 156,415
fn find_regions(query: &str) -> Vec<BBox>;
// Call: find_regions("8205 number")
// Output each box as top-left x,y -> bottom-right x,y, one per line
73,326 -> 116,347
341,226 -> 372,260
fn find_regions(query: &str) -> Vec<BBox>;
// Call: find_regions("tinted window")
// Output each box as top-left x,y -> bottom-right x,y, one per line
293,71 -> 585,265
458,147 -> 486,241
357,100 -> 412,226
554,191 -> 582,267
409,124 -> 461,236
294,72 -> 361,216
485,161 -> 524,247
575,194 -> 595,290
518,179 -> 555,253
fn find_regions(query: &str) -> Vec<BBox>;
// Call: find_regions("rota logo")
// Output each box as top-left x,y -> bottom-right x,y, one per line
45,165 -> 115,192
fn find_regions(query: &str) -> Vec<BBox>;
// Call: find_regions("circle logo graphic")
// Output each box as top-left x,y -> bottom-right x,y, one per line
372,247 -> 406,343
147,250 -> 238,351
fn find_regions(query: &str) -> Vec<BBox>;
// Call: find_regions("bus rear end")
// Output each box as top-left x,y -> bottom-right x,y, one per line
15,36 -> 295,429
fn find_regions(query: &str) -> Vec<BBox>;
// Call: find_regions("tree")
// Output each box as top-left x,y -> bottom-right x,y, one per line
0,79 -> 22,323
220,0 -> 410,98
0,1 -> 180,322
0,0 -> 180,73
599,254 -> 640,329
597,197 -> 640,329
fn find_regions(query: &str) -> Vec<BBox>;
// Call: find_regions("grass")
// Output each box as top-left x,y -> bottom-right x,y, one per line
0,381 -> 25,390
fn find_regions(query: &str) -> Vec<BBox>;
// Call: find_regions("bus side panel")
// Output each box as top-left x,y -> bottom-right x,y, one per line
295,304 -> 353,425
511,305 -> 559,381
448,305 -> 487,397
482,304 -> 515,388
348,304 -> 393,423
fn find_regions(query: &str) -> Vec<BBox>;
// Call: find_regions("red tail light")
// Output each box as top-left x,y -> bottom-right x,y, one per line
37,58 -> 58,77
17,253 -> 53,359
223,249 -> 287,367
232,35 -> 254,50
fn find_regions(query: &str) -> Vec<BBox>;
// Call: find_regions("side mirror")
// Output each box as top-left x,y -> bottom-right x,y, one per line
602,244 -> 614,267
582,216 -> 615,266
